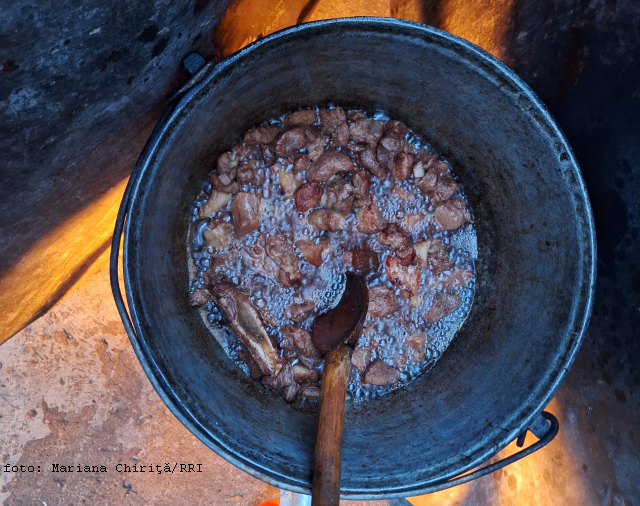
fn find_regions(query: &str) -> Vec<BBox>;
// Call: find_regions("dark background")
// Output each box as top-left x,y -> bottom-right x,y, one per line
0,0 -> 231,286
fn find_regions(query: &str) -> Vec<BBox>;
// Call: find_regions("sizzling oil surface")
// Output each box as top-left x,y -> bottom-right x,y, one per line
188,109 -> 477,402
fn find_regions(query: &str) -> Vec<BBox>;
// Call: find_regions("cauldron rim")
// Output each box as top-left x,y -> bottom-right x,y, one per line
114,17 -> 596,499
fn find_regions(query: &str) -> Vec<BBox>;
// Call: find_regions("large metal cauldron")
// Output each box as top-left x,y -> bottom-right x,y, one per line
111,18 -> 595,499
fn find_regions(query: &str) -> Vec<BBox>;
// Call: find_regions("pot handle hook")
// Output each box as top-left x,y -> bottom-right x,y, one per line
418,411 -> 559,494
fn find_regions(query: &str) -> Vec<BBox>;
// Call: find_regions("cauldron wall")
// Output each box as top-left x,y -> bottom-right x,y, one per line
123,19 -> 594,498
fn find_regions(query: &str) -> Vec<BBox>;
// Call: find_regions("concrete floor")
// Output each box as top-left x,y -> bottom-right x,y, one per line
0,250 -> 398,506
0,247 -> 637,506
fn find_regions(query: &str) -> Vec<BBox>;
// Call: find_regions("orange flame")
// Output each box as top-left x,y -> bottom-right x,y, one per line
214,0 -> 514,60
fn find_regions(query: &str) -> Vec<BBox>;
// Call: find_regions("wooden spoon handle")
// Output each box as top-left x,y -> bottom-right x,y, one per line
311,343 -> 351,506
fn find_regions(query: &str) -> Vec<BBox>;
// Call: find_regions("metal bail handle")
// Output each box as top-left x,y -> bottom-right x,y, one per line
415,411 -> 559,494
111,51 -> 212,343
110,51 -> 561,498
110,177 -> 136,343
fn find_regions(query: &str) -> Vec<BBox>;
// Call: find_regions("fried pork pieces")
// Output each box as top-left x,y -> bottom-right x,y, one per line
189,107 -> 476,401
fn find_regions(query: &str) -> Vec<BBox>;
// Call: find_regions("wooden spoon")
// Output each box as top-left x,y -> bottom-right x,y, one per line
311,272 -> 369,506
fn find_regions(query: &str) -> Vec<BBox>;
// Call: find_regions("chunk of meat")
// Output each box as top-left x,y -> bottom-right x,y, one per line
237,344 -> 267,380
265,234 -> 302,286
438,268 -> 474,290
274,128 -> 307,157
209,279 -> 283,377
398,289 -> 411,304
280,382 -> 301,402
415,160 -> 437,193
433,172 -> 458,203
261,363 -> 300,402
351,346 -> 372,373
203,253 -> 229,283
308,209 -> 346,231
295,239 -> 327,267
285,300 -> 316,323
279,170 -> 302,197
385,255 -> 421,296
377,224 -> 409,250
306,149 -> 354,183
427,239 -> 455,274
279,332 -> 296,351
284,109 -> 317,127
292,154 -> 310,174
237,159 -> 266,186
412,151 -> 436,178
261,361 -> 291,390
367,286 -> 400,318
346,142 -> 368,157
216,151 -> 237,186
256,307 -> 278,327
333,121 -> 349,147
349,118 -> 384,148
402,139 -> 416,154
319,108 -> 349,147
261,143 -> 277,167
298,384 -> 321,400
319,107 -> 347,130
214,144 -> 262,190
210,172 -> 240,194
321,175 -> 355,215
400,212 -> 425,235
362,358 -> 400,386
392,353 -> 408,369
241,234 -> 280,281
244,124 -> 281,145
269,161 -> 283,174
304,127 -> 328,162
377,136 -> 404,171
434,198 -> 472,231
413,240 -> 431,268
415,149 -> 437,164
391,152 -> 414,181
383,120 -> 409,139
405,333 -> 426,363
343,249 -> 380,276
390,184 -> 416,203
203,220 -> 233,249
293,363 -> 319,383
416,161 -> 458,204
294,183 -> 323,212
189,287 -> 210,307
199,190 -> 231,218
230,192 -> 262,236
359,148 -> 385,179
424,292 -> 462,323
281,324 -> 322,368
352,169 -> 372,208
397,246 -> 416,266
356,201 -> 386,233
412,160 -> 425,179
232,143 -> 262,162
